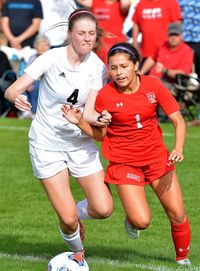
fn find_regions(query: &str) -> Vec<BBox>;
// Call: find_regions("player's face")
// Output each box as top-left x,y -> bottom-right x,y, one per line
69,18 -> 97,56
108,53 -> 138,89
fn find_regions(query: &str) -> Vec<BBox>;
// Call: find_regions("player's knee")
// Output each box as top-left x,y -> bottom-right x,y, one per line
59,215 -> 78,232
130,217 -> 151,230
92,203 -> 113,218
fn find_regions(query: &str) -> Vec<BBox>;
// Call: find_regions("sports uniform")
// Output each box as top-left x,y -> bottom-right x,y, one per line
25,46 -> 106,178
132,0 -> 182,58
95,75 -> 179,185
92,0 -> 127,64
150,41 -> 194,79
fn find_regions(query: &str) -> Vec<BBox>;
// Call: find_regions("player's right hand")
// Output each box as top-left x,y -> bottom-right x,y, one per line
61,104 -> 82,124
14,94 -> 32,112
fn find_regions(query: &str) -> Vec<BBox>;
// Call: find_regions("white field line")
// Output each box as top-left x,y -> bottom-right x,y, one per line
0,252 -> 200,271
0,125 -> 29,131
0,125 -> 199,139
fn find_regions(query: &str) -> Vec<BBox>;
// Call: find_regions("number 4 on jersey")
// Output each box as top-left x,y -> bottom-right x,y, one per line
67,89 -> 79,105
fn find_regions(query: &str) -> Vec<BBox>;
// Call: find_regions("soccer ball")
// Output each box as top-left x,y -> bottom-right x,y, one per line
47,252 -> 89,271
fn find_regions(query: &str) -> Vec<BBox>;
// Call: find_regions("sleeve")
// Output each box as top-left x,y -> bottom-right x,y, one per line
90,63 -> 107,90
176,48 -> 194,74
24,50 -> 53,80
2,2 -> 9,17
169,0 -> 182,21
132,3 -> 140,24
33,0 -> 43,19
155,79 -> 180,116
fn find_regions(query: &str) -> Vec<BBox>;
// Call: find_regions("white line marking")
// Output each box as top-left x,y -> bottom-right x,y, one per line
0,125 -> 29,131
0,253 -> 199,271
0,126 -> 199,139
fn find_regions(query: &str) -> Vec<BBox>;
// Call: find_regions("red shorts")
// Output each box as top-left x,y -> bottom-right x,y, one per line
105,155 -> 174,186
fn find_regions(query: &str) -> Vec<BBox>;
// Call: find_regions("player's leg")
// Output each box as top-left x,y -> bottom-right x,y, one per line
41,169 -> 83,253
151,170 -> 191,265
76,169 -> 113,219
29,145 -> 83,254
116,184 -> 151,238
68,143 -> 113,220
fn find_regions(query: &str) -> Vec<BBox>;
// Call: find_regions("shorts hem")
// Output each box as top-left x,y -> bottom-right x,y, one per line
35,164 -> 67,180
105,179 -> 147,186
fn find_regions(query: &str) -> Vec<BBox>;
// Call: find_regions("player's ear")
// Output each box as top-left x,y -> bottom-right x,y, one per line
135,61 -> 139,72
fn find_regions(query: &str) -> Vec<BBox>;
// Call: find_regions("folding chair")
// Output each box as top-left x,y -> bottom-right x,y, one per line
173,73 -> 200,120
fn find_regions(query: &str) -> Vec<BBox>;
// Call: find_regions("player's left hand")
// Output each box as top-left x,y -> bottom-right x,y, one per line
169,149 -> 184,163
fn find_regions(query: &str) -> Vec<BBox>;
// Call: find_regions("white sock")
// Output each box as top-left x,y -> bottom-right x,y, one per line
76,199 -> 92,220
59,224 -> 83,252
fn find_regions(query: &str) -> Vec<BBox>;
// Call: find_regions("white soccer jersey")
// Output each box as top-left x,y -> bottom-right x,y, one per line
24,46 -> 106,151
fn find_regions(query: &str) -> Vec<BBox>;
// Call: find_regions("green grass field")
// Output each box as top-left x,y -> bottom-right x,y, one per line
0,118 -> 199,271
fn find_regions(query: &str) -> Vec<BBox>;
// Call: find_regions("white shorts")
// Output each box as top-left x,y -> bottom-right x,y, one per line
29,143 -> 103,179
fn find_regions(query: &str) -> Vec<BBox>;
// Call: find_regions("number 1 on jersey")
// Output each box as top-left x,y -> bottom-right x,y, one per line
135,114 -> 143,129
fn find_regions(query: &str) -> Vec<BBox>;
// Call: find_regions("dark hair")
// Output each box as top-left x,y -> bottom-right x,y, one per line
108,42 -> 140,64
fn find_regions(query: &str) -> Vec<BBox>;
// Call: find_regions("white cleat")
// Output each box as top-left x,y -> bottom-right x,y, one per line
177,258 -> 191,266
124,218 -> 140,239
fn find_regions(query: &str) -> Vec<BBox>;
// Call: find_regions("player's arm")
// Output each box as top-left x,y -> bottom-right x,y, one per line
83,89 -> 111,127
61,104 -> 107,141
4,73 -> 34,111
168,110 -> 186,163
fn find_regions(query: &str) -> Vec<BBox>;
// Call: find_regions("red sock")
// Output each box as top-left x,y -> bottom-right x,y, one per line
171,217 -> 191,261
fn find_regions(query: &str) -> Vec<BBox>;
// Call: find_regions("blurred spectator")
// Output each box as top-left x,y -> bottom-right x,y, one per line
0,47 -> 16,115
76,0 -> 131,65
1,0 -> 43,49
132,0 -> 182,63
140,23 -> 194,97
39,0 -> 77,48
19,34 -> 50,119
0,48 -> 12,77
123,0 -> 140,43
178,0 -> 200,79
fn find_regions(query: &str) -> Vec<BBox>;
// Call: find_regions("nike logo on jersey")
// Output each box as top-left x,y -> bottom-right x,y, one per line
59,72 -> 66,78
116,102 -> 123,107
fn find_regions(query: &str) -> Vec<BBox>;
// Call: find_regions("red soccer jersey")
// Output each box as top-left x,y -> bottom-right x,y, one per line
133,0 -> 182,57
95,75 -> 180,165
92,0 -> 127,64
150,41 -> 194,78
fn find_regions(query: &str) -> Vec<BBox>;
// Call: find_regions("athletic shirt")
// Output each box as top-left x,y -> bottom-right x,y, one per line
133,0 -> 182,58
95,75 -> 180,165
25,46 -> 106,151
92,0 -> 127,64
150,41 -> 194,78
2,0 -> 43,47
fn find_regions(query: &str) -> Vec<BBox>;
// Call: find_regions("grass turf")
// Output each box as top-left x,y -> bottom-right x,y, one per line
0,118 -> 199,271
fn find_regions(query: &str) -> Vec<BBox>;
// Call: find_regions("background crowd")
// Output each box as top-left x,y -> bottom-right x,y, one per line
0,0 -> 199,124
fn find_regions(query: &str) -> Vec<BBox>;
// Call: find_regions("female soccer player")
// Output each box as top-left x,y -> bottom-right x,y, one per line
4,9 -> 113,267
61,42 -> 191,266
